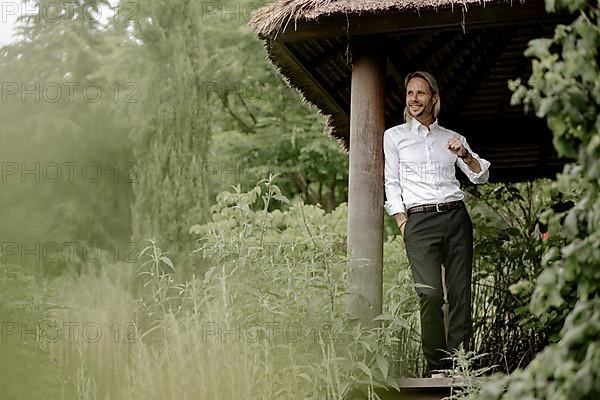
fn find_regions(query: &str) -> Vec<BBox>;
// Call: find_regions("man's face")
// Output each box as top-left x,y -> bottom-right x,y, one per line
406,77 -> 437,120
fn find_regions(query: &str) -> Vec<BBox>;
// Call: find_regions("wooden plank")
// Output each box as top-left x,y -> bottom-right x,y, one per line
276,42 -> 349,118
350,378 -> 471,400
397,377 -> 468,388
269,41 -> 350,142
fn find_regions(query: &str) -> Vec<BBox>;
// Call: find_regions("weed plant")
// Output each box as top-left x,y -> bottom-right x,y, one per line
27,176 -> 421,399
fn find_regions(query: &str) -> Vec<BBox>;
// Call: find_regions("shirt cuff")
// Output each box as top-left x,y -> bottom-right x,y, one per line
462,156 -> 491,183
384,200 -> 406,216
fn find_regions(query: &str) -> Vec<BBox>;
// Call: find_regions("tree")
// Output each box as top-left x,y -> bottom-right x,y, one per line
0,0 -> 134,272
127,0 -> 212,259
201,0 -> 349,212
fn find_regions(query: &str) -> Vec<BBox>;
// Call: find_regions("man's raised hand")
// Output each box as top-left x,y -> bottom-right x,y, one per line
446,136 -> 468,158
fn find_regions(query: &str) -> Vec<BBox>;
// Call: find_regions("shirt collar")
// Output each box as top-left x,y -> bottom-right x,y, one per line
407,117 -> 439,135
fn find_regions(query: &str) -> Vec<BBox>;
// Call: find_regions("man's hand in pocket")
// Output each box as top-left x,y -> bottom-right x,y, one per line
394,212 -> 407,236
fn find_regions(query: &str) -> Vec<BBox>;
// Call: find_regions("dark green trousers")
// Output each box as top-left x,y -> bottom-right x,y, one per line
403,204 -> 473,373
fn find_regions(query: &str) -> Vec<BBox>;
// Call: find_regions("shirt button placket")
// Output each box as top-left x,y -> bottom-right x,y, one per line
430,137 -> 438,189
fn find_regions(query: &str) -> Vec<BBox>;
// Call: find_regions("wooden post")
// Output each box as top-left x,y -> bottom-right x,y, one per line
346,41 -> 385,328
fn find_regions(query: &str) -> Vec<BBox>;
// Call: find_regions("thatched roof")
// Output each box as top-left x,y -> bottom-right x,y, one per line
251,0 -> 503,39
249,0 -> 572,181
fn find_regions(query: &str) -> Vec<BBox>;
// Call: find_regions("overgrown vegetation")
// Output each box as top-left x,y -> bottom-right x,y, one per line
465,181 -> 577,372
0,176 -> 580,399
464,0 -> 600,396
1,0 -> 599,398
0,178 -> 410,399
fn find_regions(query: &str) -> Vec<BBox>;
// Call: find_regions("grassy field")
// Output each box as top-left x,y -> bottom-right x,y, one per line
1,184 -> 422,399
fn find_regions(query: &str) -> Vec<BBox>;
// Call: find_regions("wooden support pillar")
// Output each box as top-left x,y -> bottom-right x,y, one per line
346,41 -> 385,328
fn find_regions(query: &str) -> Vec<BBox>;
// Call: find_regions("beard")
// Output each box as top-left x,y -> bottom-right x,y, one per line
408,103 -> 433,119
409,104 -> 425,118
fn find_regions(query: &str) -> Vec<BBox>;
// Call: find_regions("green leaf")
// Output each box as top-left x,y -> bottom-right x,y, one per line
159,256 -> 175,271
358,340 -> 373,353
373,313 -> 394,321
376,354 -> 389,380
563,210 -> 578,237
273,194 -> 289,204
356,361 -> 372,380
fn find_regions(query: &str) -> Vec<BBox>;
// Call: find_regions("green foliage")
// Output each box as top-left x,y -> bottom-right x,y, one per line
0,0 -> 350,277
0,264 -> 69,398
201,0 -> 349,211
128,178 -> 363,398
188,177 -> 420,396
0,0 -> 135,273
473,0 -> 600,397
210,120 -> 349,213
465,181 -> 577,372
439,348 -> 497,400
128,0 -> 212,257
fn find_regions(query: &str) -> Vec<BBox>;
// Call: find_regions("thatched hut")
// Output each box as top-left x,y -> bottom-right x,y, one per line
250,0 -> 570,328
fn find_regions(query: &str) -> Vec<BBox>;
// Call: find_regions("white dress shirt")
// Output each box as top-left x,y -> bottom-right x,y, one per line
384,118 -> 491,216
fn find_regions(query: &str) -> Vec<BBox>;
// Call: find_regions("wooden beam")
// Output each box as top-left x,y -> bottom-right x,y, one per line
445,29 -> 513,118
271,41 -> 350,134
300,38 -> 349,68
345,40 -> 385,328
388,31 -> 461,80
279,42 -> 349,115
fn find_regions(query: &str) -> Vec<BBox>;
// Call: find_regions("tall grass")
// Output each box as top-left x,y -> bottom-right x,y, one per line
3,178 -> 423,399
45,262 -> 138,399
2,178 -> 570,400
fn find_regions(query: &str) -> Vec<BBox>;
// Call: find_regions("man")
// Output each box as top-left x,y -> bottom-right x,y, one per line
383,71 -> 491,377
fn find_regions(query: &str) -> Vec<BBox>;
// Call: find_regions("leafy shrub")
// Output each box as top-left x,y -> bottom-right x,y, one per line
468,0 -> 600,397
465,181 -> 577,372
0,264 -> 66,399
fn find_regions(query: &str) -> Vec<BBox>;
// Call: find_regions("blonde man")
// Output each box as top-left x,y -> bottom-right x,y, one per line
384,71 -> 491,377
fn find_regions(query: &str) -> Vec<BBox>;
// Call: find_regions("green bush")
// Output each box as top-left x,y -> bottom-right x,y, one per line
0,264 -> 68,399
468,0 -> 600,397
465,181 -> 577,372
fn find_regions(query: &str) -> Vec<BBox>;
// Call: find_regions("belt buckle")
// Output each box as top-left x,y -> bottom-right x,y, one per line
435,203 -> 442,212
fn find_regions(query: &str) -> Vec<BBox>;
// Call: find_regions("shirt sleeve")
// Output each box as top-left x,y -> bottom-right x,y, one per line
383,130 -> 406,215
455,134 -> 491,184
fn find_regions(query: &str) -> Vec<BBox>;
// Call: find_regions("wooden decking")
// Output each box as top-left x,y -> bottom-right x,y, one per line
350,377 -> 470,400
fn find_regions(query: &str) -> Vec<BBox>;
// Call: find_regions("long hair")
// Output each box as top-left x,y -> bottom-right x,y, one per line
403,71 -> 441,122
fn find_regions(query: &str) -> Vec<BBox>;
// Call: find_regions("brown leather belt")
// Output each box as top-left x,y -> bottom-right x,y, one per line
407,200 -> 465,216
